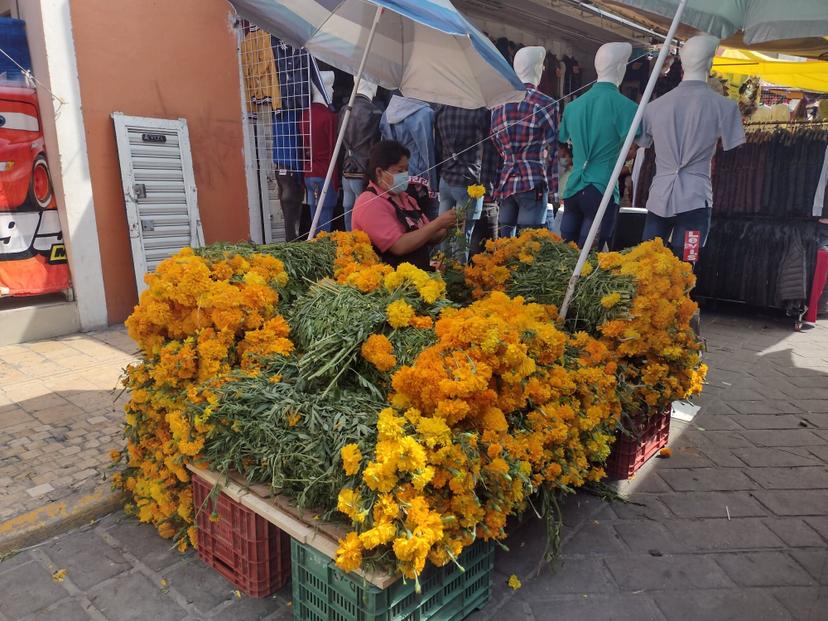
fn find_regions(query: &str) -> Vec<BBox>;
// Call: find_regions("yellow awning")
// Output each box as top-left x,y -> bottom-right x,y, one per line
713,49 -> 828,93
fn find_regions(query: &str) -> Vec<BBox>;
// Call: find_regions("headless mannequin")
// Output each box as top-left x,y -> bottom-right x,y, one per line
559,42 -> 636,249
595,42 -> 630,87
681,35 -> 717,83
356,79 -> 378,101
342,79 -> 381,230
435,101 -> 489,262
514,46 -> 545,87
639,35 -> 745,259
494,46 -> 557,237
304,71 -> 339,234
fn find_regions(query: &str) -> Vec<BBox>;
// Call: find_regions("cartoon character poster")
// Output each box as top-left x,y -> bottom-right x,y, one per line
0,18 -> 69,296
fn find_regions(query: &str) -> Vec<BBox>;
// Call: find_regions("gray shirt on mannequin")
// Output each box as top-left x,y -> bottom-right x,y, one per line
638,80 -> 745,218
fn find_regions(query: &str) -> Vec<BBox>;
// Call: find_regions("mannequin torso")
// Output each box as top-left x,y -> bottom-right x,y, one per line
559,43 -> 636,202
639,35 -> 745,219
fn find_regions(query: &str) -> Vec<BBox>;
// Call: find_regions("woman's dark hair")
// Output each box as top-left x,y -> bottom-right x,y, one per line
367,140 -> 411,184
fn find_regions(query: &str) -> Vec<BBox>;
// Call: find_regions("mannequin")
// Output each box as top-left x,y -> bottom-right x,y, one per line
303,71 -> 339,233
639,35 -> 745,260
491,46 -> 558,237
514,46 -> 545,86
435,103 -> 490,261
559,42 -> 637,249
341,79 -> 382,231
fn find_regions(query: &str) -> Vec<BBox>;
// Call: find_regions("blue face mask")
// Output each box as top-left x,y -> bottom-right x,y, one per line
386,170 -> 409,194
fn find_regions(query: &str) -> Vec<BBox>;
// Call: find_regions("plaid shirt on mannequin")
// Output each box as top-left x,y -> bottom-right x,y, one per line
491,86 -> 559,200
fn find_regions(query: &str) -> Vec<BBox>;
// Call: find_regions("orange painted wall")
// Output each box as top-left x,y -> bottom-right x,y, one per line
70,0 -> 249,323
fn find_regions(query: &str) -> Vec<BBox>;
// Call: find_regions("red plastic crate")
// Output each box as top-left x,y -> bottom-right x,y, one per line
191,473 -> 290,597
606,407 -> 671,480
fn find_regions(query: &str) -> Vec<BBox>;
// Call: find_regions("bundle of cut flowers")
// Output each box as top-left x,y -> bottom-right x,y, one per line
461,230 -> 706,417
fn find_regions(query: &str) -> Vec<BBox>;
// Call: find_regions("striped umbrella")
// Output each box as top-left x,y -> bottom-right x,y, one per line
229,0 -> 525,237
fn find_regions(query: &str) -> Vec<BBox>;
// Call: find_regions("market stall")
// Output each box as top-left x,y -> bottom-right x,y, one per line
113,227 -> 705,615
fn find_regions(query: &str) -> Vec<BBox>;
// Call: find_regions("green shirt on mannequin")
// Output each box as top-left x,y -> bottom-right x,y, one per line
558,82 -> 637,204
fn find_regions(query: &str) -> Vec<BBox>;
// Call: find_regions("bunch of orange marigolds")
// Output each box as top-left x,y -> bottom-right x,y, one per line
116,248 -> 292,549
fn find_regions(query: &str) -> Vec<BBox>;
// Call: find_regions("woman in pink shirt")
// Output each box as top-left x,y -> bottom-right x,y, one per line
352,141 -> 456,270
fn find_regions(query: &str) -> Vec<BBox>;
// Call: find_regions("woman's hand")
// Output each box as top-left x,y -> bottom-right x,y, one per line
434,209 -> 460,230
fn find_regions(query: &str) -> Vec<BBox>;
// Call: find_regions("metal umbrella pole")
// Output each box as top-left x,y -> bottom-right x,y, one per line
558,0 -> 688,321
307,6 -> 383,239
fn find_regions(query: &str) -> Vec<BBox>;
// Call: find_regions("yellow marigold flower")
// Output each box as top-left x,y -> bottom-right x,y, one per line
377,408 -> 405,440
358,521 -> 397,550
340,443 -> 362,476
507,575 -> 522,590
336,532 -> 363,572
386,299 -> 416,329
467,184 -> 486,199
600,292 -> 622,309
52,569 -> 67,583
285,412 -> 301,427
337,488 -> 366,523
412,466 -> 435,491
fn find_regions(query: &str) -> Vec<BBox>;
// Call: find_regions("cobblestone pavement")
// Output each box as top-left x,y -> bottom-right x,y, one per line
0,328 -> 135,545
1,311 -> 827,620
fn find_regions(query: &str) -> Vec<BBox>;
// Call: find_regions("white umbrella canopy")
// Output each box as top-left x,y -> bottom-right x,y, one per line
601,0 -> 828,45
229,0 -> 525,109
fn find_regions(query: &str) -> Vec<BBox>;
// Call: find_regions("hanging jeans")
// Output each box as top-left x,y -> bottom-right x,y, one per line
341,177 -> 366,232
438,180 -> 483,262
305,176 -> 338,233
499,188 -> 548,238
561,185 -> 619,250
277,173 -> 303,242
642,206 -> 712,259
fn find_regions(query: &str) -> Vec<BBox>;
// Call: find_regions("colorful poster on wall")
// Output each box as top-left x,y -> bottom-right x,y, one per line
0,18 -> 70,296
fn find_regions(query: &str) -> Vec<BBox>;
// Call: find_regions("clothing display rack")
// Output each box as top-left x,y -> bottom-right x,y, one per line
633,121 -> 828,315
695,122 -> 828,315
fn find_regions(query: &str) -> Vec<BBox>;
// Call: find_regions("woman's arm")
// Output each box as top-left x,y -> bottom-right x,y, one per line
388,210 -> 456,256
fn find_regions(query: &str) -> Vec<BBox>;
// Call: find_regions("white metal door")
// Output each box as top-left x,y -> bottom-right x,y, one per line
112,113 -> 204,293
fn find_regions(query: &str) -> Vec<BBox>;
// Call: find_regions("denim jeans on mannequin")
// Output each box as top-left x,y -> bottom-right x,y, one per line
438,179 -> 483,262
642,206 -> 712,259
561,185 -> 619,250
342,177 -> 365,232
498,188 -> 548,238
305,176 -> 338,233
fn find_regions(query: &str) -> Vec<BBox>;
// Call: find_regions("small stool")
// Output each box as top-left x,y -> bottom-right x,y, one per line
805,248 -> 828,323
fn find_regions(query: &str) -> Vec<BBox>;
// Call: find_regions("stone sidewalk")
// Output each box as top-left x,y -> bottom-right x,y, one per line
473,311 -> 828,621
1,311 -> 827,620
0,328 -> 136,551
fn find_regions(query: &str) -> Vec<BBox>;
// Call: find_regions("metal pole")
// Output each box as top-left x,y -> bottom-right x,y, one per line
558,0 -> 689,320
307,5 -> 383,239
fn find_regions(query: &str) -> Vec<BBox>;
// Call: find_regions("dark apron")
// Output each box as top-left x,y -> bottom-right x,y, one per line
365,186 -> 432,271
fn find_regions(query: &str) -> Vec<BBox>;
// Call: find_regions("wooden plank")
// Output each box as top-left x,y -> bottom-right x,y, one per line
187,464 -> 399,589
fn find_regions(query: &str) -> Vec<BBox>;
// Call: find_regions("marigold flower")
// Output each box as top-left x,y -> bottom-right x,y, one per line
340,443 -> 362,476
467,184 -> 486,199
386,299 -> 416,329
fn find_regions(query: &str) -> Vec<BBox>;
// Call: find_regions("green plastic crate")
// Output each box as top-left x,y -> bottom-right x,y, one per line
291,538 -> 494,621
